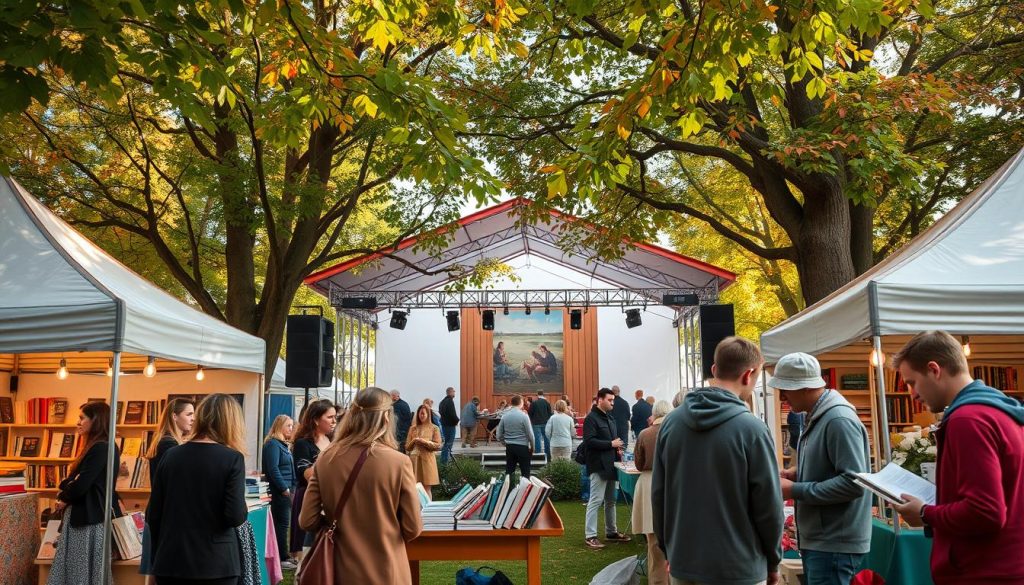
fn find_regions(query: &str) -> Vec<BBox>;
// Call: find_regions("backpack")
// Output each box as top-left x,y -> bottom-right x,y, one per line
573,440 -> 587,465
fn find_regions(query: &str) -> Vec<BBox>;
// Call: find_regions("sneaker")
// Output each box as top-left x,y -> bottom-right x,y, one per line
280,559 -> 298,571
584,537 -> 605,549
605,531 -> 631,542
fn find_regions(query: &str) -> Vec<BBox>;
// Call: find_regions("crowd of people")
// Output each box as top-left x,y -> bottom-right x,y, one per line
38,329 -> 1024,585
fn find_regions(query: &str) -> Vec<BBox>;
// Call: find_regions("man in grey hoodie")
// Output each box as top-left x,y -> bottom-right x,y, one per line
653,336 -> 783,585
770,352 -> 871,585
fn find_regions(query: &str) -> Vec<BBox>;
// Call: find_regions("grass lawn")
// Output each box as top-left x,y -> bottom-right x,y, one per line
279,500 -> 647,584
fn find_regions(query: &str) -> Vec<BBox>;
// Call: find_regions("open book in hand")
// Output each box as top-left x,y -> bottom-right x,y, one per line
852,462 -> 936,505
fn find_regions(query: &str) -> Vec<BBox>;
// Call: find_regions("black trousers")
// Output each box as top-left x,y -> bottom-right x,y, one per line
505,443 -> 532,477
157,578 -> 237,585
270,491 -> 291,562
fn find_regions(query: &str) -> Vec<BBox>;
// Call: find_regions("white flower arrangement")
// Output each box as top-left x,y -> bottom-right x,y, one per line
890,429 -> 937,477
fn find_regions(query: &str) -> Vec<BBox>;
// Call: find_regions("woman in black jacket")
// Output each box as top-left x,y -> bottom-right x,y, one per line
148,394 -> 248,585
48,401 -> 120,585
289,399 -> 336,560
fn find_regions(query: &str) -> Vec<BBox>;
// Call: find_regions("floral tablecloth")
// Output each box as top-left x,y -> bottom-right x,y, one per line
0,492 -> 39,585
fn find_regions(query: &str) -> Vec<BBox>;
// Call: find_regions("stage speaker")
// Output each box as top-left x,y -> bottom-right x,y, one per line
286,315 -> 333,388
700,304 -> 735,379
482,310 -> 495,331
625,308 -> 642,329
390,311 -> 408,330
570,309 -> 582,330
446,310 -> 461,332
340,297 -> 378,310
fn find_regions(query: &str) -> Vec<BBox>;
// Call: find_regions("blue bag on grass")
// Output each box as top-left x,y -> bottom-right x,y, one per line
456,566 -> 514,585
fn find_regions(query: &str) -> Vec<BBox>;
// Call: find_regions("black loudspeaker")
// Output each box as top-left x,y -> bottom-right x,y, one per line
482,310 -> 495,331
570,309 -> 582,330
286,315 -> 332,388
9,374 -> 18,393
319,319 -> 334,387
390,311 -> 408,330
340,297 -> 377,310
663,293 -> 699,306
446,310 -> 461,332
625,308 -> 642,329
700,304 -> 735,379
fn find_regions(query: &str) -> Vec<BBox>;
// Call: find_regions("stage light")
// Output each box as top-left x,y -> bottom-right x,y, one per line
482,310 -> 495,330
663,293 -> 700,306
144,356 -> 157,377
503,307 -> 509,316
570,309 -> 582,330
390,311 -> 408,330
446,310 -> 461,332
544,307 -> 550,315
625,309 -> 642,329
196,365 -> 205,381
525,306 -> 531,315
340,297 -> 378,309
56,358 -> 68,380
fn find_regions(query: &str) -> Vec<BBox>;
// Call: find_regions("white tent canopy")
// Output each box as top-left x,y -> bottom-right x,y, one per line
0,176 -> 265,372
762,147 -> 1024,364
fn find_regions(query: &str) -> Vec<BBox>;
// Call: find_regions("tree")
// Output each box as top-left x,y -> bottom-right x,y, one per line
0,0 -> 527,378
460,0 -> 1024,305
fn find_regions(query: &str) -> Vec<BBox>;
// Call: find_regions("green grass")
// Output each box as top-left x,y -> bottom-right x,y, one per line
279,500 -> 646,584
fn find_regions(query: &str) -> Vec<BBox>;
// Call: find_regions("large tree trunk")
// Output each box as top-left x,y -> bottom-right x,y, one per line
794,191 -> 857,304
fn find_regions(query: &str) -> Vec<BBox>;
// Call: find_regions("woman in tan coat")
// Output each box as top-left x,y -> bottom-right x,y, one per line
406,404 -> 442,498
633,399 -> 672,585
300,387 -> 422,584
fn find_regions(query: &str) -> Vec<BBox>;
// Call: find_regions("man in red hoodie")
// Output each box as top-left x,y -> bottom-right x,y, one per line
892,331 -> 1024,585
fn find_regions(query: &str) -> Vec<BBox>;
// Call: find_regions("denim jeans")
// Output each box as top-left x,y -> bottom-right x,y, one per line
441,424 -> 457,464
801,549 -> 864,585
585,472 -> 617,539
532,424 -> 551,460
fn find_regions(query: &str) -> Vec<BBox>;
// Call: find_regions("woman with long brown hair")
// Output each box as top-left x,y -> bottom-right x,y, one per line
140,398 -> 195,582
406,404 -> 442,498
148,394 -> 248,585
47,401 -> 119,585
289,399 -> 337,560
300,387 -> 422,584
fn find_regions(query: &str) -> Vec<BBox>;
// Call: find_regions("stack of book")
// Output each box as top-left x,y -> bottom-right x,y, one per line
418,474 -> 553,531
840,374 -> 869,390
245,477 -> 270,510
0,462 -> 26,495
112,511 -> 146,559
15,397 -> 69,424
25,463 -> 70,489
116,437 -> 151,490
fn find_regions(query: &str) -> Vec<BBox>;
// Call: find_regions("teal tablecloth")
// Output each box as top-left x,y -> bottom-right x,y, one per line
248,505 -> 270,585
616,465 -> 639,500
863,518 -> 933,585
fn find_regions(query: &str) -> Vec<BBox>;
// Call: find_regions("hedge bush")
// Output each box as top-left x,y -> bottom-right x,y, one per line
436,456 -> 498,499
536,458 -> 582,500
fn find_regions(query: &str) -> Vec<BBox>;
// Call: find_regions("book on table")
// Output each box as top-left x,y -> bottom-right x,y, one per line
853,462 -> 936,505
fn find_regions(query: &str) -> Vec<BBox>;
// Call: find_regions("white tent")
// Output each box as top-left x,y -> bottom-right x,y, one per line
761,147 -> 1024,364
0,176 -> 266,370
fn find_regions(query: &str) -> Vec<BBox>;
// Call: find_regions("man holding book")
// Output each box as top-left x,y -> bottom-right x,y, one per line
891,331 -> 1024,585
770,352 -> 871,585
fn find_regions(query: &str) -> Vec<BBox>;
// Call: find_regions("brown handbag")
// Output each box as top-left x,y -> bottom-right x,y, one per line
296,446 -> 370,585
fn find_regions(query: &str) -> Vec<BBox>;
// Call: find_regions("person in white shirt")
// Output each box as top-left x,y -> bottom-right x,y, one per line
545,400 -> 576,461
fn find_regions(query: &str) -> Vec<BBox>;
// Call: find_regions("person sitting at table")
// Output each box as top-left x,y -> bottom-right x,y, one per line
487,400 -> 509,434
300,386 -> 422,584
634,400 -> 673,585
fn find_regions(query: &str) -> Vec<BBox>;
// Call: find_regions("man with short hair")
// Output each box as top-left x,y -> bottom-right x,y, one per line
583,387 -> 629,549
771,352 -> 871,585
891,331 -> 1024,585
631,389 -> 653,440
653,336 -> 783,585
391,390 -> 412,453
496,394 -> 535,478
529,390 -> 553,460
460,396 -> 481,448
610,385 -> 631,448
439,387 -> 459,464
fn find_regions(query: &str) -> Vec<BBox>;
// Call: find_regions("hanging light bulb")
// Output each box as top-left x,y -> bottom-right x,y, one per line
869,348 -> 885,368
106,359 -> 113,377
961,335 -> 972,357
195,365 -> 205,381
144,356 -> 157,378
56,358 -> 69,380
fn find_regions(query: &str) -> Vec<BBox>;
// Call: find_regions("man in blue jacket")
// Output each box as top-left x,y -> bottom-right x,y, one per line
772,352 -> 871,585
653,336 -> 783,585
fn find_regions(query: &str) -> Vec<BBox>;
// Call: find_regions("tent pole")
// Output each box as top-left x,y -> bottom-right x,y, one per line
348,315 -> 355,397
102,351 -> 122,584
334,308 -> 341,405
356,318 -> 363,391
872,334 -> 899,534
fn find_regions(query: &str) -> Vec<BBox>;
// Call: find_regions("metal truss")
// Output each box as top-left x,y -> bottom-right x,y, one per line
330,286 -> 718,311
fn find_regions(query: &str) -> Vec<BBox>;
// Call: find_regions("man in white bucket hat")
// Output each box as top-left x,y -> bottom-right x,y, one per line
769,352 -> 872,585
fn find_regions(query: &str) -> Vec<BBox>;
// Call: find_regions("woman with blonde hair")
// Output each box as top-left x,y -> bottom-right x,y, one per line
406,404 -> 442,498
139,398 -> 194,582
633,399 -> 673,585
545,399 -> 576,461
300,387 -> 422,584
47,402 -> 118,585
262,414 -> 296,569
149,394 -> 248,585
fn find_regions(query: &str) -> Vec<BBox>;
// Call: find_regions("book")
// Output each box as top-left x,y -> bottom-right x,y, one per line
853,462 -> 936,505
50,398 -> 68,424
37,520 -> 62,560
59,434 -> 75,458
122,437 -> 144,458
20,436 -> 40,457
504,478 -> 534,529
123,401 -> 145,425
47,432 -> 64,458
0,396 -> 13,423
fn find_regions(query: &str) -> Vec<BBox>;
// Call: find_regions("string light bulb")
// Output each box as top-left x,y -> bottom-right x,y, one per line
56,358 -> 69,380
195,365 -> 205,381
869,348 -> 885,368
961,335 -> 972,357
144,356 -> 157,378
106,359 -> 113,377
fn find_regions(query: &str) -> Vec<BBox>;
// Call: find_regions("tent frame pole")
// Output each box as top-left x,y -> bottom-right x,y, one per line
334,308 -> 341,405
872,334 -> 899,534
102,351 -> 122,584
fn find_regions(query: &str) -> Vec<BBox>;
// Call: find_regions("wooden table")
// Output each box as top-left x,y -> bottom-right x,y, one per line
406,500 -> 564,585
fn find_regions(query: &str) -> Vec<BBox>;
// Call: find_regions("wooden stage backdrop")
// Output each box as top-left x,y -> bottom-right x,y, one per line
460,308 -> 599,414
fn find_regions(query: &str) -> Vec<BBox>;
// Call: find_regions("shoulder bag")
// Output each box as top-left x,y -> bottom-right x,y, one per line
296,446 -> 370,585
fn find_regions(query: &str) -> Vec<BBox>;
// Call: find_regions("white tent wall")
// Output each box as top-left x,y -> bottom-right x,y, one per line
6,370 -> 262,469
373,255 -> 682,411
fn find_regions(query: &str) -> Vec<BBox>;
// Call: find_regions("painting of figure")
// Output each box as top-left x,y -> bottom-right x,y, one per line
492,310 -> 564,394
